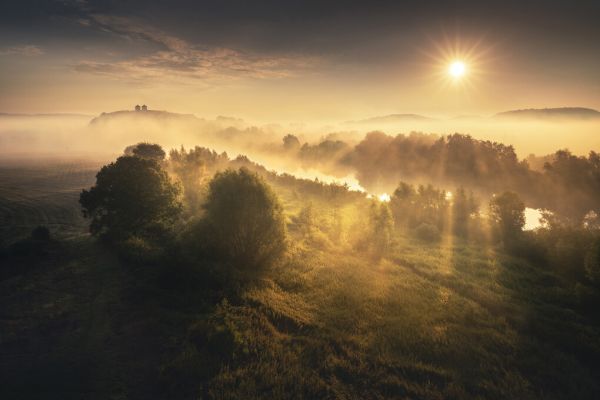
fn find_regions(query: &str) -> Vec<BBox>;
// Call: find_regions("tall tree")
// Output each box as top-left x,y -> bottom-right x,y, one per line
80,156 -> 181,240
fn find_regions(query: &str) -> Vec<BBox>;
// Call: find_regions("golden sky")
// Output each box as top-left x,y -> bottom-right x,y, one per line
1,1 -> 599,121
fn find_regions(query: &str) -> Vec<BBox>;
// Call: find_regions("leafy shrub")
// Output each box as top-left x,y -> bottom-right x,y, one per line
202,168 -> 286,275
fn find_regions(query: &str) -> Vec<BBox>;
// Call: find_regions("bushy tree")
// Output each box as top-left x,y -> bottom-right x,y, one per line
489,191 -> 525,244
124,142 -> 166,161
203,168 -> 286,271
80,156 -> 181,241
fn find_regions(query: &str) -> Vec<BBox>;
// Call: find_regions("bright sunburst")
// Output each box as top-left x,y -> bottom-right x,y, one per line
421,33 -> 493,91
449,61 -> 466,78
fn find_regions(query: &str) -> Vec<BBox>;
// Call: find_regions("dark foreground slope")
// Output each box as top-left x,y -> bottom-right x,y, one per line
2,236 -> 600,399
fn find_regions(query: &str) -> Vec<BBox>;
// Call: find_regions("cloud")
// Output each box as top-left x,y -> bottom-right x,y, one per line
0,45 -> 44,56
73,14 -> 319,85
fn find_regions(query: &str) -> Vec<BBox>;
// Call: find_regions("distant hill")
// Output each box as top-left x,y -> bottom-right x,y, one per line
348,113 -> 437,125
494,107 -> 600,120
89,110 -> 200,125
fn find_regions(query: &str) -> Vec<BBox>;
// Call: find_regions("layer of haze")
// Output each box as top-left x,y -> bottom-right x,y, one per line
1,111 -> 598,163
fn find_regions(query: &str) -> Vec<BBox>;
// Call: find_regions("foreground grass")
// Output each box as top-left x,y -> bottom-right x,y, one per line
204,239 -> 600,399
4,235 -> 598,399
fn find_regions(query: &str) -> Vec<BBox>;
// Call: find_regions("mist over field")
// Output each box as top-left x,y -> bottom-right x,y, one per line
2,109 -> 599,175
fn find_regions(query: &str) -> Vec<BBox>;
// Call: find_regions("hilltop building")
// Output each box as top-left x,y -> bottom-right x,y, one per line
134,104 -> 149,112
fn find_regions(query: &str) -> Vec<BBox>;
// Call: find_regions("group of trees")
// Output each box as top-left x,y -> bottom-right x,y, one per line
78,141 -> 600,290
79,143 -> 287,279
338,131 -> 600,284
388,182 -> 481,241
342,132 -> 533,196
77,142 -> 527,263
281,134 -> 352,174
167,146 -> 229,215
280,131 -> 600,227
389,182 -> 448,234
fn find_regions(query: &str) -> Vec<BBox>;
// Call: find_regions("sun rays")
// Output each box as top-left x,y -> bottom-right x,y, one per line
419,32 -> 496,99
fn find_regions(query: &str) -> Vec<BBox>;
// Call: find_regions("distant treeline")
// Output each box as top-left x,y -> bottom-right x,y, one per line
281,131 -> 600,222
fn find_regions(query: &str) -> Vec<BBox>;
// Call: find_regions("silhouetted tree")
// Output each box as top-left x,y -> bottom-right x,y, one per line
203,168 -> 286,272
453,187 -> 479,237
390,181 -> 416,230
489,191 -> 525,244
80,156 -> 181,241
124,142 -> 166,161
283,134 -> 301,151
369,201 -> 394,255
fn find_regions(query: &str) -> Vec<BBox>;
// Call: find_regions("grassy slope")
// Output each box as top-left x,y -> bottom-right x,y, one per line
1,164 -> 600,399
209,238 -> 600,399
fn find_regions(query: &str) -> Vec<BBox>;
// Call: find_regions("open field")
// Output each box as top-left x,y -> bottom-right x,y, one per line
0,161 -> 101,245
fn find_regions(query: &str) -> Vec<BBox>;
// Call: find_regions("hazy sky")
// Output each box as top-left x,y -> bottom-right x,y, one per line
1,0 -> 599,120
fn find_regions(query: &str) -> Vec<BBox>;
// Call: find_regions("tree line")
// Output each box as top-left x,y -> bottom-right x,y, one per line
74,142 -> 600,291
282,131 -> 600,223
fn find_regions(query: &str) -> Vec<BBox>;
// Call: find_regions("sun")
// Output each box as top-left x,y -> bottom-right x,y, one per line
421,33 -> 492,89
449,60 -> 466,78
